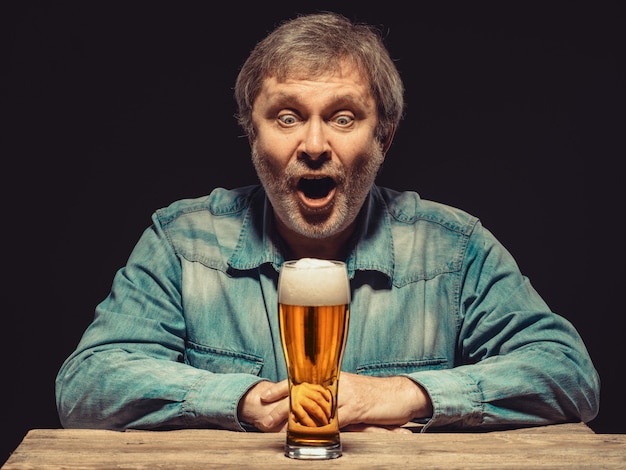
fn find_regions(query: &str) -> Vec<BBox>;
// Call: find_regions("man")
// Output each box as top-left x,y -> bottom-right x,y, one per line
56,12 -> 599,434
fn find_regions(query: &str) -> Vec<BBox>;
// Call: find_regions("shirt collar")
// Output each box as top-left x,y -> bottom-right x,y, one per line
346,185 -> 395,281
228,185 -> 394,281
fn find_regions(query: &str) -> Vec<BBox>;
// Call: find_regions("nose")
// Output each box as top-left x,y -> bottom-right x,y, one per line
300,118 -> 330,166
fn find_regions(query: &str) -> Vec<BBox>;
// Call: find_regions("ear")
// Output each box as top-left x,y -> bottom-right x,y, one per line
380,126 -> 397,156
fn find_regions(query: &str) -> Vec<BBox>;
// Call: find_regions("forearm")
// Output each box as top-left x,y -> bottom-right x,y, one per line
56,348 -> 263,431
434,224 -> 601,430
411,343 -> 600,431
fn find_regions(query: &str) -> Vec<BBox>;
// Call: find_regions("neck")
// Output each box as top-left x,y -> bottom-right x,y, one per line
276,218 -> 357,262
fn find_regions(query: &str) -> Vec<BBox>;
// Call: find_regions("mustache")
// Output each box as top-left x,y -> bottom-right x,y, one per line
283,159 -> 347,186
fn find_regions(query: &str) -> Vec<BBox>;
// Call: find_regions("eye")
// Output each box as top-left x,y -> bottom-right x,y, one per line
333,114 -> 354,127
278,113 -> 299,125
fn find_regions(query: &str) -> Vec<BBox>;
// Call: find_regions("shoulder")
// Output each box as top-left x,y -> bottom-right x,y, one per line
149,185 -> 264,267
374,186 -> 486,283
155,185 -> 262,227
376,186 -> 479,236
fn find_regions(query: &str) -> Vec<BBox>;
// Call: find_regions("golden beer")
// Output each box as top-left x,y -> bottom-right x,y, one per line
278,259 -> 350,460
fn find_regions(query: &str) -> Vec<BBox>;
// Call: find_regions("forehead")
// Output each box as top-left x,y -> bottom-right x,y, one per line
255,61 -> 374,108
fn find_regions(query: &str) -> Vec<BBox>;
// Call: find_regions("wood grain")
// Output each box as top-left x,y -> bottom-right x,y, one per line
3,423 -> 624,469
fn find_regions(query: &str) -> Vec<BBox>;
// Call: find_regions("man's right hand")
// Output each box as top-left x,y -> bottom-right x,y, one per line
238,380 -> 290,432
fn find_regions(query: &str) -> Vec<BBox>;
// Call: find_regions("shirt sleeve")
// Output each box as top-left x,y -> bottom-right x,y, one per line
408,222 -> 600,431
55,213 -> 264,431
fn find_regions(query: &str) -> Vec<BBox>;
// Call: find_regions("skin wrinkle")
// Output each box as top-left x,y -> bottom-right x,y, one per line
250,67 -> 385,248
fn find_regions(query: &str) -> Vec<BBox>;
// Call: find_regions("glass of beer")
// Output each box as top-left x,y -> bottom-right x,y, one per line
278,258 -> 350,460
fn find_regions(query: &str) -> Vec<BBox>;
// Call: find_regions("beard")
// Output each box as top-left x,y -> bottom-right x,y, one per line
251,142 -> 384,240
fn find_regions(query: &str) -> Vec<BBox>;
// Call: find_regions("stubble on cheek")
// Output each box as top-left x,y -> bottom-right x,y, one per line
250,140 -> 384,239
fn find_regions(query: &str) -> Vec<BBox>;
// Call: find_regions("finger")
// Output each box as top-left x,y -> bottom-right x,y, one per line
390,427 -> 413,434
302,386 -> 332,421
259,398 -> 290,432
299,396 -> 330,426
261,379 -> 289,403
292,400 -> 319,427
306,382 -> 332,401
298,383 -> 333,424
291,385 -> 318,426
342,424 -> 412,434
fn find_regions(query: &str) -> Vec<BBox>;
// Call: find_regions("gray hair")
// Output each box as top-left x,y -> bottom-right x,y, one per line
234,12 -> 404,143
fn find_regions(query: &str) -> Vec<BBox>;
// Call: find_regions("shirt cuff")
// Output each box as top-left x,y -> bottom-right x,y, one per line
405,369 -> 484,430
183,373 -> 267,431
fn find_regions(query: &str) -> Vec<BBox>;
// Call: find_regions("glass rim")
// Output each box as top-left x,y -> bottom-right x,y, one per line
281,259 -> 346,269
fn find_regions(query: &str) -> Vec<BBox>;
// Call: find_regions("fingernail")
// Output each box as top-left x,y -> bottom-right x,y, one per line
261,415 -> 274,428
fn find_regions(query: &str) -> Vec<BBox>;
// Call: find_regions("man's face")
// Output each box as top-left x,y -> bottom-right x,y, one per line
250,62 -> 384,242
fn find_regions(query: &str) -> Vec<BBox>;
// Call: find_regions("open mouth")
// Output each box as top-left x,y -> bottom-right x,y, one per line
297,176 -> 336,199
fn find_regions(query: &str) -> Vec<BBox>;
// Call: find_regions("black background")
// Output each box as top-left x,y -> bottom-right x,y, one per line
2,1 -> 624,464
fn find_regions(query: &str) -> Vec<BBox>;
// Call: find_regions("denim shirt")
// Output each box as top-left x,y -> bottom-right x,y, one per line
56,184 -> 599,432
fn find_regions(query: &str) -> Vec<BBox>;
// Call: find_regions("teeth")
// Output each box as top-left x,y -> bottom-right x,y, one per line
298,177 -> 335,199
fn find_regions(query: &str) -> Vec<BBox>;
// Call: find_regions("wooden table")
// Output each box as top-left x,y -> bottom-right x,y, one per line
3,423 -> 625,469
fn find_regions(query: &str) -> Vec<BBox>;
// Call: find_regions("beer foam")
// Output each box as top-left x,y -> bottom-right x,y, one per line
279,258 -> 350,306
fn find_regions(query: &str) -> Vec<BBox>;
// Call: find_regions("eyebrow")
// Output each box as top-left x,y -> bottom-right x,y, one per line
268,92 -> 369,110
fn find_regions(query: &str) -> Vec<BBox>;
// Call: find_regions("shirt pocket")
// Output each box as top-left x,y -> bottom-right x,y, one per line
355,358 -> 448,376
184,340 -> 264,375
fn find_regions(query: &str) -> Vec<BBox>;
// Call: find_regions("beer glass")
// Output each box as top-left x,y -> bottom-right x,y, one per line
278,258 -> 350,460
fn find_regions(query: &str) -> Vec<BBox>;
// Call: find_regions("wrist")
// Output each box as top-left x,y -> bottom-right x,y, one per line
403,377 -> 433,420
